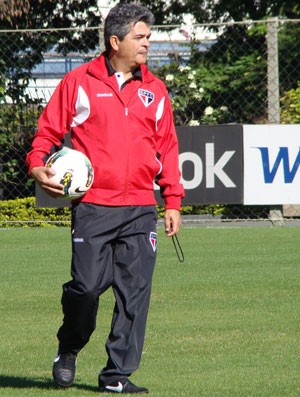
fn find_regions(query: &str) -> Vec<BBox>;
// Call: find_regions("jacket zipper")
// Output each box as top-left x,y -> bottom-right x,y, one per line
123,105 -> 130,203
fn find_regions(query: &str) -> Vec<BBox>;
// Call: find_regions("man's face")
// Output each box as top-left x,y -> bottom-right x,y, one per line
117,21 -> 151,67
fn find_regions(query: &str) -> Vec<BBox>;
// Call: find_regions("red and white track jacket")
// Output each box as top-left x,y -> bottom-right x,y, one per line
26,53 -> 184,210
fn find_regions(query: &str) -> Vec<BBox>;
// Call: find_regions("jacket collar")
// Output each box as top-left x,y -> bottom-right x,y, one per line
104,55 -> 142,80
87,52 -> 154,83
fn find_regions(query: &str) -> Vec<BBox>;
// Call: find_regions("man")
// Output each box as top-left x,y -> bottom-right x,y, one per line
26,3 -> 184,394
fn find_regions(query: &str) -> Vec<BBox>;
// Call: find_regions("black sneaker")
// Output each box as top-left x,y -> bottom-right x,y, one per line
99,378 -> 149,394
52,352 -> 77,387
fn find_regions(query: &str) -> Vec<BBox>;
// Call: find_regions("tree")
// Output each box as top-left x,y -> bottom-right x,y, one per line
281,82 -> 300,124
0,0 -> 102,200
0,0 -> 102,102
117,0 -> 300,24
203,0 -> 300,23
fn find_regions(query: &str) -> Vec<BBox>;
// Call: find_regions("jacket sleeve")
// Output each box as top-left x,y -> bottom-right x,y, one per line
155,87 -> 185,210
26,74 -> 76,174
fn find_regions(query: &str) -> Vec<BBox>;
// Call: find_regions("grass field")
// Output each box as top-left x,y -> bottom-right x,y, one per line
1,226 -> 300,396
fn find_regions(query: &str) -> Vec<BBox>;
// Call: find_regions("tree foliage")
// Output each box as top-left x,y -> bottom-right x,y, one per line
118,0 -> 300,24
0,0 -> 102,103
0,0 -> 102,200
281,82 -> 300,124
203,0 -> 300,24
0,0 -> 101,29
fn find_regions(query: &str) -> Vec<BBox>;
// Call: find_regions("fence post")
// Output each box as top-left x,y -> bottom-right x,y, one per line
99,25 -> 104,52
267,17 -> 280,124
266,17 -> 284,225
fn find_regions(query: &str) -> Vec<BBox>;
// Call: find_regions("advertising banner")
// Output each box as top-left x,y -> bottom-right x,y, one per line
174,125 -> 243,205
243,124 -> 300,204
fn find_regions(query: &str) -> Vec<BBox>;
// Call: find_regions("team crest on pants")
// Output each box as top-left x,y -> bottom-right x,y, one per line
149,232 -> 157,252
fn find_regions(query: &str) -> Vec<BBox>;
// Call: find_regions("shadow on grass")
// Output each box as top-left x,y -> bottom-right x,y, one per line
0,375 -> 98,392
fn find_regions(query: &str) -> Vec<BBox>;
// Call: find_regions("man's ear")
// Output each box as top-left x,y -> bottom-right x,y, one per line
110,35 -> 119,51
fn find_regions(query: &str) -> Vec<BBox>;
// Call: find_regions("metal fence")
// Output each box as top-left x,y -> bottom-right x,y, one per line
1,19 -> 300,223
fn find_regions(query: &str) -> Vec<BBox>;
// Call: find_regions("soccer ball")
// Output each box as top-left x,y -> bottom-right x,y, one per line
45,147 -> 94,199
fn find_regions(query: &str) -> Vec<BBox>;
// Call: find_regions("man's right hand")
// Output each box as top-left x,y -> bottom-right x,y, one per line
30,166 -> 65,198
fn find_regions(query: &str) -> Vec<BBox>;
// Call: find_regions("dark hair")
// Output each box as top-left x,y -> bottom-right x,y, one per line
104,3 -> 155,52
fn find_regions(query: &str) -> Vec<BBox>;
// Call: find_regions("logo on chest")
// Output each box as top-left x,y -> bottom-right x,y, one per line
138,89 -> 155,107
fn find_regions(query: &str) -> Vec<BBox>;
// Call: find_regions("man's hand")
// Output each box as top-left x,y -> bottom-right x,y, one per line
30,166 -> 65,198
164,209 -> 181,237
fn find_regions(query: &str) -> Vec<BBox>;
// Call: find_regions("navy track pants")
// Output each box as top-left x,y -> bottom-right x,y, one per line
57,203 -> 157,380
